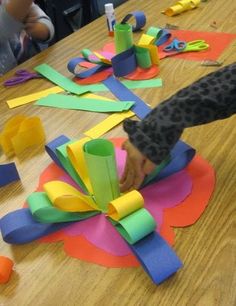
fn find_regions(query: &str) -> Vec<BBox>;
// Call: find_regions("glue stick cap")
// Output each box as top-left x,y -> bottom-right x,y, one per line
105,3 -> 114,14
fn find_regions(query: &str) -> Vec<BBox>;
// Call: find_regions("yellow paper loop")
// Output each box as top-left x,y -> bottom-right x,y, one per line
44,181 -> 99,212
107,190 -> 144,221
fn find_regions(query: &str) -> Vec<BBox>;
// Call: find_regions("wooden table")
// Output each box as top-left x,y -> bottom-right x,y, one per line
0,0 -> 236,305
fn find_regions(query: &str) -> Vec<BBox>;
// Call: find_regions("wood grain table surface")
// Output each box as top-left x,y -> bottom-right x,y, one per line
0,0 -> 235,305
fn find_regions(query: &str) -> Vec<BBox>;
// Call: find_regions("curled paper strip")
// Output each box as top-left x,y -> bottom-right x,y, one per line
164,0 -> 201,17
111,47 -> 137,77
146,27 -> 172,46
121,11 -> 146,32
0,256 -> 14,283
0,114 -> 45,157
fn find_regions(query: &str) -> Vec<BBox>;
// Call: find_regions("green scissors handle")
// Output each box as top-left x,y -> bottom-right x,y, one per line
184,40 -> 209,52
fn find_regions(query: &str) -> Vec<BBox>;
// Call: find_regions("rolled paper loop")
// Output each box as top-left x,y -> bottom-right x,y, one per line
45,135 -> 71,168
0,163 -> 20,187
114,23 -> 133,54
43,181 -> 98,212
121,11 -> 146,32
111,47 -> 137,77
81,49 -> 102,64
27,192 -> 99,223
103,76 -> 151,119
129,232 -> 183,284
0,208 -> 74,244
108,190 -> 144,221
56,141 -> 89,193
164,0 -> 200,16
67,137 -> 93,194
113,208 -> 157,244
67,57 -> 108,79
146,27 -> 171,46
0,256 -> 14,284
179,0 -> 200,9
83,139 -> 120,212
138,34 -> 155,45
134,45 -> 152,68
137,44 -> 159,65
34,64 -> 88,95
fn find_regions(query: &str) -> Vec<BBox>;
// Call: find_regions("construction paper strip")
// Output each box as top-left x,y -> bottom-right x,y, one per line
34,64 -> 88,95
0,256 -> 14,284
136,44 -> 159,66
103,76 -> 151,119
66,137 -> 93,194
0,208 -> 74,244
130,232 -> 183,284
43,181 -> 97,211
67,57 -> 108,79
27,192 -> 99,223
134,45 -> 152,68
121,11 -> 146,32
45,135 -> 71,168
84,111 -> 134,138
164,0 -> 200,16
113,208 -> 156,244
111,47 -> 137,77
146,27 -> 171,46
56,141 -> 88,192
36,94 -> 134,112
138,34 -> 155,45
7,86 -> 63,108
83,139 -> 120,211
114,23 -> 133,54
0,163 -> 20,187
108,190 -> 144,221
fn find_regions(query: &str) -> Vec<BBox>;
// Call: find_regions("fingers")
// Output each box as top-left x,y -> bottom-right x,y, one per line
143,159 -> 156,175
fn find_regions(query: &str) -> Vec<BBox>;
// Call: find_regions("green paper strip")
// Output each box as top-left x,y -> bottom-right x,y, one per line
81,48 -> 101,64
35,94 -> 134,112
135,45 -> 152,68
56,141 -> 89,193
114,23 -> 133,54
146,26 -> 163,40
27,192 -> 98,223
83,139 -> 120,212
34,64 -> 88,95
110,208 -> 157,244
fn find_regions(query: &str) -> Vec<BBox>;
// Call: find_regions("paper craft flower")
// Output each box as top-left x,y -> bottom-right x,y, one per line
36,138 -> 215,268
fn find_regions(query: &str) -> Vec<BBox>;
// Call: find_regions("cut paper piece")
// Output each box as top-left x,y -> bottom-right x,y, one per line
111,47 -> 137,77
84,111 -> 134,139
83,139 -> 120,211
36,94 -> 134,113
6,86 -> 63,109
75,69 -> 113,85
103,76 -> 151,119
130,232 -> 182,284
27,192 -> 98,223
0,256 -> 14,284
0,163 -> 20,187
34,64 -> 89,95
146,27 -> 171,46
121,11 -> 146,32
0,208 -> 75,244
158,30 -> 236,61
138,34 -> 155,45
160,155 -> 215,244
136,44 -> 159,65
134,45 -> 152,68
125,65 -> 159,80
43,181 -> 98,212
0,114 -> 45,157
163,0 -> 200,17
114,23 -> 133,54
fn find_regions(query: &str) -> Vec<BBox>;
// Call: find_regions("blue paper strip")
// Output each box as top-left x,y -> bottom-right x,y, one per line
45,135 -> 71,168
130,232 -> 183,284
0,163 -> 20,187
0,208 -> 74,244
156,29 -> 171,46
111,47 -> 137,77
121,11 -> 146,32
103,76 -> 151,119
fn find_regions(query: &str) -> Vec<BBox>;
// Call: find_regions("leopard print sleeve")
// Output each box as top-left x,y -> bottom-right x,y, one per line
123,62 -> 236,164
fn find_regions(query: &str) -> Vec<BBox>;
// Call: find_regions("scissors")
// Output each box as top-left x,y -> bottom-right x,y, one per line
183,40 -> 209,52
3,69 -> 42,87
163,38 -> 187,52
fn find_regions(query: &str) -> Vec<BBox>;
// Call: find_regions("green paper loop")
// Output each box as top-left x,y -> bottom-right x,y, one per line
83,139 -> 120,212
114,23 -> 133,54
27,192 -> 98,223
135,45 -> 152,68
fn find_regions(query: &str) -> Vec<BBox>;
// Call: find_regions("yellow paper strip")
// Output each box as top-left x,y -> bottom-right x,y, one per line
108,190 -> 144,221
84,110 -> 134,139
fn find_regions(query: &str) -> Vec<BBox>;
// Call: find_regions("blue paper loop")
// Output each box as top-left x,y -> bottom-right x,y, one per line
121,11 -> 146,32
111,47 -> 137,77
45,135 -> 71,168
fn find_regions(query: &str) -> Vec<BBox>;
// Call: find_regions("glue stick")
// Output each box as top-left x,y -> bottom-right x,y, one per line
105,3 -> 116,36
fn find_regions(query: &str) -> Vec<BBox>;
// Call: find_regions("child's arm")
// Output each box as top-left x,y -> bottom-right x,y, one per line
120,62 -> 236,191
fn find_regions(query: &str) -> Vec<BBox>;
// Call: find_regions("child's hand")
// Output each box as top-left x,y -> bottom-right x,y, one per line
120,140 -> 156,192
